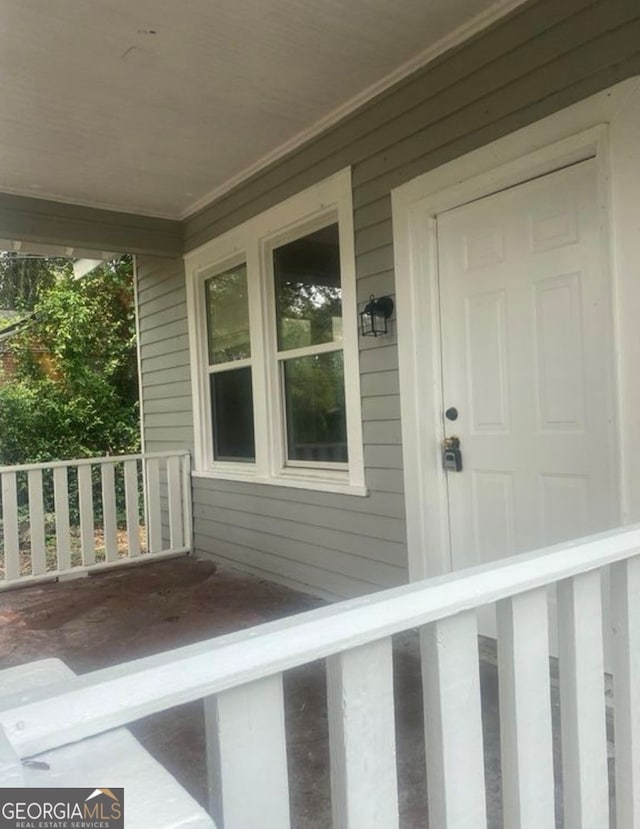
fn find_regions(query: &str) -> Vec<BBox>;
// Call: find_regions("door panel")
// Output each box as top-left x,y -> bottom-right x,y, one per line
437,160 -> 617,572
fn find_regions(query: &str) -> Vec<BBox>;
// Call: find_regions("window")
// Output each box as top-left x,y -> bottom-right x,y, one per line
204,263 -> 255,461
273,224 -> 347,465
186,170 -> 365,495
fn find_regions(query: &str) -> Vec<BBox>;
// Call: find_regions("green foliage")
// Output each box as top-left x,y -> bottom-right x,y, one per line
0,253 -> 68,311
0,255 -> 140,465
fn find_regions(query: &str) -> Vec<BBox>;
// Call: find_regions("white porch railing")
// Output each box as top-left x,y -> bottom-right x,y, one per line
0,450 -> 192,589
1,525 -> 640,828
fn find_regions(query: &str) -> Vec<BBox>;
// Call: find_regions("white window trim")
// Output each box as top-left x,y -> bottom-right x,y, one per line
185,168 -> 366,496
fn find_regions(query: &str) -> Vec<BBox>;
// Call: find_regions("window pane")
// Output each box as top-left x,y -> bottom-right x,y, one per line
274,224 -> 342,351
283,351 -> 347,463
210,367 -> 255,461
205,264 -> 250,364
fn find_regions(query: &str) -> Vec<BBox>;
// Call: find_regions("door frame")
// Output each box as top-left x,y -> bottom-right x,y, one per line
391,82 -> 637,581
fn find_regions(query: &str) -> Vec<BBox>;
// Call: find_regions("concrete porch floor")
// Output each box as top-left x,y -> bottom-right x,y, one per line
0,555 -> 613,827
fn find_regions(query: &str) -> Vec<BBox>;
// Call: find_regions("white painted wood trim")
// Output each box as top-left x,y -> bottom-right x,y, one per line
0,450 -> 190,475
0,452 -> 189,586
420,612 -> 486,829
0,549 -> 189,593
557,572 -> 609,828
181,453 -> 193,550
204,675 -> 290,829
191,469 -> 367,497
496,589 -> 555,827
3,524 -> 640,759
27,469 -> 46,576
53,466 -> 71,571
391,79 -> 640,579
101,463 -> 118,563
145,457 -> 162,554
275,340 -> 343,361
185,169 -> 366,495
124,459 -> 140,558
207,357 -> 252,375
167,455 -> 184,550
326,639 -> 399,829
77,464 -> 95,566
132,255 -> 147,456
611,555 -> 640,828
1,472 -> 20,581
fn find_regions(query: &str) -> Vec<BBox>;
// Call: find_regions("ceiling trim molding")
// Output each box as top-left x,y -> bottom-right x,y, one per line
182,0 -> 529,220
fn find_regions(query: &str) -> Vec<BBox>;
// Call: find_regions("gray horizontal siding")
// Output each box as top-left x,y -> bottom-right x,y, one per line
137,0 -> 640,600
193,534 -> 394,601
192,477 -> 407,598
0,192 -> 181,256
136,255 -> 194,455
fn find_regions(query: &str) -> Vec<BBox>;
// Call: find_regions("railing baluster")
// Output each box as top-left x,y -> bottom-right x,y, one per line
326,638 -> 399,829
612,556 -> 640,828
167,455 -> 183,550
145,457 -> 162,553
420,611 -> 487,829
77,464 -> 95,566
557,571 -> 609,828
497,588 -> 555,827
1,472 -> 20,581
182,453 -> 193,549
53,466 -> 71,571
28,469 -> 46,575
204,675 -> 290,829
124,460 -> 140,557
101,462 -> 118,562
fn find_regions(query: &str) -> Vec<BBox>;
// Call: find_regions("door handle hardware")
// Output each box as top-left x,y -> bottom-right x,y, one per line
443,436 -> 463,472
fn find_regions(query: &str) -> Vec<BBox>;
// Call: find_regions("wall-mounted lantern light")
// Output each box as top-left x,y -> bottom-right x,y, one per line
359,294 -> 394,337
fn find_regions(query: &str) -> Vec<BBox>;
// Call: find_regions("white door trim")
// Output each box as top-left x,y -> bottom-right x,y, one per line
391,78 -> 640,580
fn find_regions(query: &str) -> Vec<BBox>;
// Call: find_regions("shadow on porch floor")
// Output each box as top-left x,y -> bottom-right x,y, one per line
0,555 -> 612,828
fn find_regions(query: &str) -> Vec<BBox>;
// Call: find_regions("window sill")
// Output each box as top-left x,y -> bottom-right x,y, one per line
192,468 -> 368,497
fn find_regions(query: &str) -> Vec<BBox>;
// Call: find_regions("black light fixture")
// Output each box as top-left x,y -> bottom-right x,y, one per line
360,294 -> 394,337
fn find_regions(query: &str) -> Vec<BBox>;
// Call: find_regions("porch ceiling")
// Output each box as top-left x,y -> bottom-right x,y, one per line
0,0 -> 524,221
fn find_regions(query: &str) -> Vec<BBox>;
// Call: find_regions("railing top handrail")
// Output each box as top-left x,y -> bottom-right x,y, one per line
0,450 -> 190,475
2,523 -> 639,758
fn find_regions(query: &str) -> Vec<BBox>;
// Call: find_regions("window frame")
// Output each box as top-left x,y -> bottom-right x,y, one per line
185,169 -> 366,495
203,259 -> 255,463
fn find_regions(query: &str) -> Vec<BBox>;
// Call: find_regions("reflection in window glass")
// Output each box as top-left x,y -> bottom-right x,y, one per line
274,224 -> 342,352
205,264 -> 250,364
210,368 -> 255,461
283,352 -> 347,463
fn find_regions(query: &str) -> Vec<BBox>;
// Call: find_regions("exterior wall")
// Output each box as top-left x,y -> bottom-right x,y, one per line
137,253 -> 407,599
137,0 -> 640,599
136,256 -> 194,454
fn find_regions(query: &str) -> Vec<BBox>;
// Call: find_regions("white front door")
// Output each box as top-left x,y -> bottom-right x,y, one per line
437,159 -> 618,571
